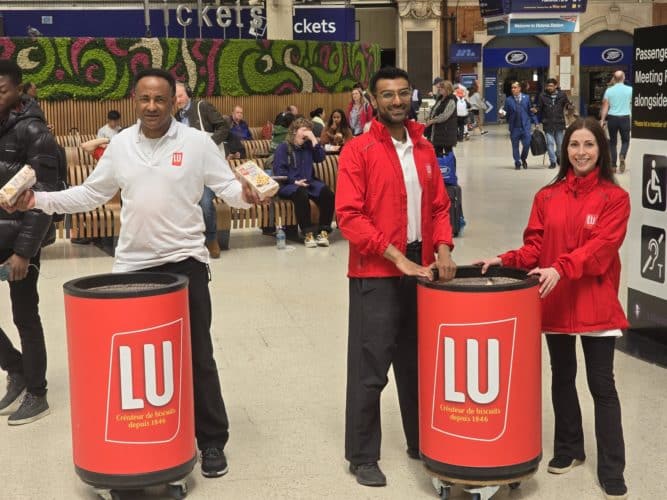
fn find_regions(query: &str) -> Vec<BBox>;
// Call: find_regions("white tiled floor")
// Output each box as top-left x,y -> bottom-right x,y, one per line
1,125 -> 665,500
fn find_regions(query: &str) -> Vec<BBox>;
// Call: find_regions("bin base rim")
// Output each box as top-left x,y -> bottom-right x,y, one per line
75,454 -> 197,490
422,453 -> 541,482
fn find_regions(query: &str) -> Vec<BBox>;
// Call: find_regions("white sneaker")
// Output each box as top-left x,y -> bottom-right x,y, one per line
316,231 -> 330,247
304,232 -> 317,248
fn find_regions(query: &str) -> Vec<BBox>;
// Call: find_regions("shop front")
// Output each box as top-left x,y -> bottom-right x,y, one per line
482,36 -> 549,123
579,30 -> 633,118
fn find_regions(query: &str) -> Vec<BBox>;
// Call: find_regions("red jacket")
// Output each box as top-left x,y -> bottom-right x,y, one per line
336,119 -> 454,278
346,101 -> 374,133
500,168 -> 630,333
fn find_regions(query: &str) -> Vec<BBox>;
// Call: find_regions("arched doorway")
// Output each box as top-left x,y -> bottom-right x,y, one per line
579,30 -> 633,118
483,36 -> 549,123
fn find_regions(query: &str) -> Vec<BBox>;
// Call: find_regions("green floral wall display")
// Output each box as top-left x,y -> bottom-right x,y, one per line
0,37 -> 381,100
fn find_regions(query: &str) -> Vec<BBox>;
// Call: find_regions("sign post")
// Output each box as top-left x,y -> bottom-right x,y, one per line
621,24 -> 667,366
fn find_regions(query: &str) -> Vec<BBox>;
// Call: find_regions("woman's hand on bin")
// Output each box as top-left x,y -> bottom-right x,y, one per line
528,266 -> 561,298
473,257 -> 502,275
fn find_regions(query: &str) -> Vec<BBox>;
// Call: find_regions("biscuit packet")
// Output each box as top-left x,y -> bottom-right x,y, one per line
0,165 -> 36,205
235,161 -> 279,200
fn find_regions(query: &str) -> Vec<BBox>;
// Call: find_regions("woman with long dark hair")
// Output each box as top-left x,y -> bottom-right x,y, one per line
476,117 -> 630,500
320,109 -> 353,152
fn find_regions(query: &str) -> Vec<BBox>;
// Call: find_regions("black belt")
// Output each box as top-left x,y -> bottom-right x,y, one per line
406,241 -> 421,251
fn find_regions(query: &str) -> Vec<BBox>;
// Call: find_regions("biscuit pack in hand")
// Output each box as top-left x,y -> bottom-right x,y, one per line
235,161 -> 279,200
0,165 -> 36,205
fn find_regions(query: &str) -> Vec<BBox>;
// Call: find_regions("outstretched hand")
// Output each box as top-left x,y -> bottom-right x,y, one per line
0,190 -> 35,213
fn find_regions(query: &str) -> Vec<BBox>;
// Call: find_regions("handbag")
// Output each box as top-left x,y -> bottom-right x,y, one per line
197,100 -> 226,156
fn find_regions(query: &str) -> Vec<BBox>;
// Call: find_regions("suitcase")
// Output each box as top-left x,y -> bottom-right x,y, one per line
530,129 -> 547,156
446,184 -> 464,237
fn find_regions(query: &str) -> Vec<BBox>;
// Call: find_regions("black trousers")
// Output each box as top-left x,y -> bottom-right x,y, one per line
345,244 -> 421,465
284,185 -> 335,235
434,145 -> 454,157
606,115 -> 631,167
545,334 -> 625,484
141,258 -> 229,451
0,249 -> 47,397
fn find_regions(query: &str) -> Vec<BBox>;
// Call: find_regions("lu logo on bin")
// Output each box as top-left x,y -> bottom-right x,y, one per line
105,319 -> 184,444
431,318 -> 516,441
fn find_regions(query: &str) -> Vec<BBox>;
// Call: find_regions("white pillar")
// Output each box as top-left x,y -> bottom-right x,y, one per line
266,0 -> 294,41
397,0 -> 443,78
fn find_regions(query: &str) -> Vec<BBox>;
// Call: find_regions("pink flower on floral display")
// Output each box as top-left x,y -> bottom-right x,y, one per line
55,69 -> 65,81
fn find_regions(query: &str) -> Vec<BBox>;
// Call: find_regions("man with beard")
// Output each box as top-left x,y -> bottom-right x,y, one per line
0,60 -> 60,425
534,78 -> 572,169
336,66 -> 457,487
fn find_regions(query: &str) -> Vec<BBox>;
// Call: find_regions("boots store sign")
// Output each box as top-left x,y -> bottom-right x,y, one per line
174,5 -> 355,41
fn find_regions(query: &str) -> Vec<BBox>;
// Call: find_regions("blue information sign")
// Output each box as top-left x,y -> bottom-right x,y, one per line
487,15 -> 579,35
481,0 -> 586,17
449,43 -> 483,63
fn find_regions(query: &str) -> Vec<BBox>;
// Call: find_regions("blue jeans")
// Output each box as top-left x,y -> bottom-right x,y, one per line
510,129 -> 531,166
545,129 -> 565,165
199,187 -> 217,242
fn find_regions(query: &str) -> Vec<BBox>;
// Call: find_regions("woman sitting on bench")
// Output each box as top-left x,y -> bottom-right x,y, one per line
273,117 -> 334,248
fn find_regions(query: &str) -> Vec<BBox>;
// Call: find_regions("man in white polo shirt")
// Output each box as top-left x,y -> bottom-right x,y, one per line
4,68 -> 261,479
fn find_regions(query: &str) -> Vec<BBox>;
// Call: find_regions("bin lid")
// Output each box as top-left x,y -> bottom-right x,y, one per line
419,266 -> 538,292
63,272 -> 188,299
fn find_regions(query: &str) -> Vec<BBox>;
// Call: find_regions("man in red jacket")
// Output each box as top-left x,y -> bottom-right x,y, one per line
336,66 -> 456,487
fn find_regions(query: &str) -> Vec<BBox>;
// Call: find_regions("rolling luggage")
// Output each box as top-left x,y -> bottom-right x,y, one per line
446,184 -> 464,237
530,129 -> 547,156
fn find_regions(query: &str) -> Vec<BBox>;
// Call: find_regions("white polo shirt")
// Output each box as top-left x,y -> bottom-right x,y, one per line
35,119 -> 250,272
392,130 -> 422,243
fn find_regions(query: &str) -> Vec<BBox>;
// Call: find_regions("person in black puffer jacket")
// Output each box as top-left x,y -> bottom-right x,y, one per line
534,78 -> 573,169
424,79 -> 458,156
0,60 -> 60,425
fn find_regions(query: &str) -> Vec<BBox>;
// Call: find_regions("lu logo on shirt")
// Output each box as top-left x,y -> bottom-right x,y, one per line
172,152 -> 183,167
584,214 -> 598,229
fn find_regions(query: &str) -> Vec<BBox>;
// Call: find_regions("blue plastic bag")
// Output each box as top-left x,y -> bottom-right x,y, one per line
437,152 -> 457,186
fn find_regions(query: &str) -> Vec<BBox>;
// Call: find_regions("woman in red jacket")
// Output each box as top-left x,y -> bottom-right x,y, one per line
476,117 -> 629,500
346,87 -> 374,136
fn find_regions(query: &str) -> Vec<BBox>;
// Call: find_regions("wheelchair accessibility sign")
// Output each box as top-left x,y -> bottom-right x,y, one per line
642,154 -> 666,212
641,225 -> 665,283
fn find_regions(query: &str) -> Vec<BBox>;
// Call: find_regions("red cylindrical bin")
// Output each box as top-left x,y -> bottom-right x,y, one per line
63,273 -> 196,489
418,266 -> 542,481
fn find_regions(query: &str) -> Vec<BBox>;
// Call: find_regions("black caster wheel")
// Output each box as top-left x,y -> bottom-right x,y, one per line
167,482 -> 188,499
470,494 -> 482,500
509,482 -> 521,490
431,478 -> 451,499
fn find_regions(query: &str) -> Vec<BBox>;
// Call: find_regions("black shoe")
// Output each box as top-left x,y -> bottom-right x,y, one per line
406,448 -> 420,460
619,156 -> 626,174
522,160 -> 528,169
547,455 -> 584,474
602,479 -> 628,499
549,162 -> 557,169
201,448 -> 228,478
349,462 -> 386,487
0,373 -> 26,416
515,164 -> 521,170
7,392 -> 50,425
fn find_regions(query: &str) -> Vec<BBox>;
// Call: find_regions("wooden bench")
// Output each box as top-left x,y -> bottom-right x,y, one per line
249,127 -> 265,140
213,155 -> 339,248
241,139 -> 272,159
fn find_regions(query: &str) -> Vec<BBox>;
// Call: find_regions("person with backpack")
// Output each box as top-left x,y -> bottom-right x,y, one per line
0,60 -> 61,425
534,78 -> 572,169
